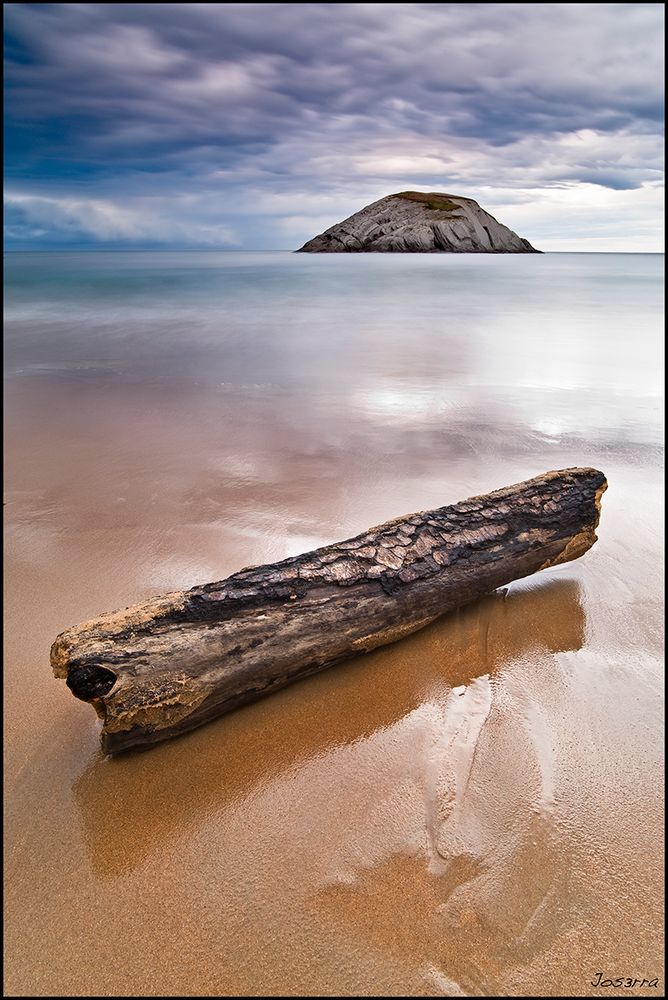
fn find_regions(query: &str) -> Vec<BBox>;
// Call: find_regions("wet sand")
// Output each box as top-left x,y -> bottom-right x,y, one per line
4,379 -> 663,996
4,252 -> 664,995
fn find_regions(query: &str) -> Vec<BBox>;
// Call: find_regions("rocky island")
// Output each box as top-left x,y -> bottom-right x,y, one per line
297,191 -> 539,253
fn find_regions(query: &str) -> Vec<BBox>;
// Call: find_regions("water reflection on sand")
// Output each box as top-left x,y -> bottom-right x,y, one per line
4,252 -> 663,996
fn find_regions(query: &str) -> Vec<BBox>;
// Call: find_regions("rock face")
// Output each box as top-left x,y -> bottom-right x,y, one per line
297,191 -> 539,253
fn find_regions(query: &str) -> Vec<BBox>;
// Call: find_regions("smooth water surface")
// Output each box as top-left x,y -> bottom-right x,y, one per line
4,251 -> 664,996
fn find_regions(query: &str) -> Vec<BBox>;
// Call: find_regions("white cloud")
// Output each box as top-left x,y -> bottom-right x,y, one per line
4,2 -> 664,249
4,192 -> 239,246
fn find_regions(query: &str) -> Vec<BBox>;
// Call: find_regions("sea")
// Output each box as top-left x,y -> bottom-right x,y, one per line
4,250 -> 664,996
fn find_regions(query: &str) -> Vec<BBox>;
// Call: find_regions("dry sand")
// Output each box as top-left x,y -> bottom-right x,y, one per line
4,373 -> 663,996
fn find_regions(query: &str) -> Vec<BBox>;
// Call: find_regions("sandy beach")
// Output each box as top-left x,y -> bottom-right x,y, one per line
4,250 -> 664,995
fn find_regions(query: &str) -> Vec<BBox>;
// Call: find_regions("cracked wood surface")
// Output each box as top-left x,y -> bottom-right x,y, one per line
51,467 -> 606,753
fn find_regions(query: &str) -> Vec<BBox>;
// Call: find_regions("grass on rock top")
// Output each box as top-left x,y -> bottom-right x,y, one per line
393,191 -> 462,213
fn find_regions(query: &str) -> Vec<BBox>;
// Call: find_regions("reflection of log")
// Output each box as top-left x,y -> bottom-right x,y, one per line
73,580 -> 584,877
51,467 -> 606,753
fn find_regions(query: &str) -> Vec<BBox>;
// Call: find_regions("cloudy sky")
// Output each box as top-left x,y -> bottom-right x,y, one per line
4,2 -> 664,251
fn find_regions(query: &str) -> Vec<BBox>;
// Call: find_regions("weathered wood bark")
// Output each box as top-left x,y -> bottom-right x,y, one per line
51,468 -> 606,753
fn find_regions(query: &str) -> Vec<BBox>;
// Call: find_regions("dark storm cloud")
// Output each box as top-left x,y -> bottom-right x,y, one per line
4,3 -> 664,248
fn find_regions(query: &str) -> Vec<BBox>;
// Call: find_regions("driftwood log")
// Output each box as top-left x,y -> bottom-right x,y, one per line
51,467 -> 606,753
